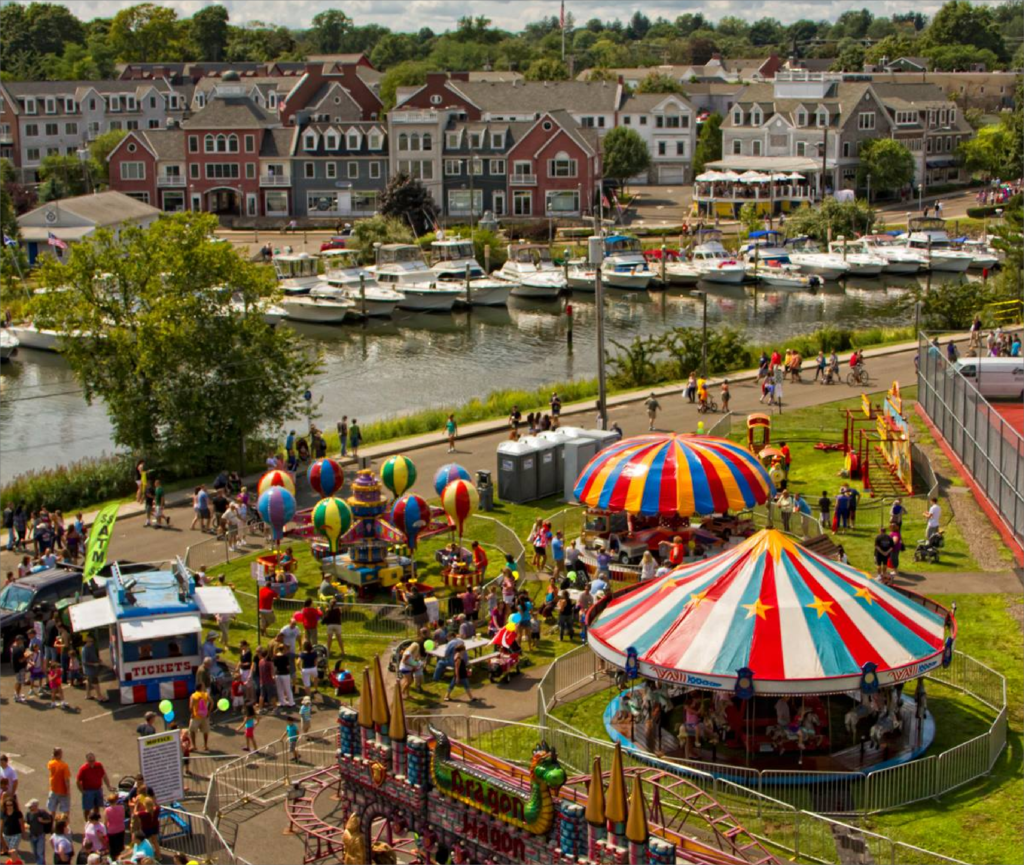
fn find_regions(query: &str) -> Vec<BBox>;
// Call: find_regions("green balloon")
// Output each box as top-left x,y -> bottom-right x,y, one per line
158,699 -> 172,714
424,640 -> 435,652
217,698 -> 230,712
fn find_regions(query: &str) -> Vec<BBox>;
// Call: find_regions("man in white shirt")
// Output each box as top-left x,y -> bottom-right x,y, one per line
0,753 -> 18,794
925,497 -> 942,539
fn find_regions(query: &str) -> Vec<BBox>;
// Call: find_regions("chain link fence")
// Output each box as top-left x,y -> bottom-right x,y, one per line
917,333 -> 1024,544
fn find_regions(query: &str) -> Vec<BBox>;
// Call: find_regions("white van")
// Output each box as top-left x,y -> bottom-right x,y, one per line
952,357 -> 1024,400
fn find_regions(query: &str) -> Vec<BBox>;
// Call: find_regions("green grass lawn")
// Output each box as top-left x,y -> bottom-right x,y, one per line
725,388 -> 978,574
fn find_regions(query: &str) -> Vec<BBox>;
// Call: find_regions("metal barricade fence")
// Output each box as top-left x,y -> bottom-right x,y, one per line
862,755 -> 937,813
917,332 -> 1024,543
705,410 -> 733,438
161,805 -> 246,865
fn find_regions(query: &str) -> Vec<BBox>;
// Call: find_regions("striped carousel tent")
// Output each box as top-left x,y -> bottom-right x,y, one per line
573,434 -> 774,517
588,530 -> 955,695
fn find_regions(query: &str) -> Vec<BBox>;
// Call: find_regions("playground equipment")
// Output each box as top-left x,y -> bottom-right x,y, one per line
746,413 -> 771,453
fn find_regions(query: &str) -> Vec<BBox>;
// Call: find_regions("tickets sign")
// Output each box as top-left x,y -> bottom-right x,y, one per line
122,655 -> 200,682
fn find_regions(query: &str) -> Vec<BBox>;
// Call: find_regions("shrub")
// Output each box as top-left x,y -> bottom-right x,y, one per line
1,454 -> 136,513
966,205 -> 1008,219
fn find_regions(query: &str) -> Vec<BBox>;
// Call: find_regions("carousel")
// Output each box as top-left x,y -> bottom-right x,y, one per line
587,529 -> 955,773
568,433 -> 773,581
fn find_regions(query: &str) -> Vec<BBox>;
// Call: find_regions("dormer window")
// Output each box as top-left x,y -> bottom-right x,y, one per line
325,131 -> 339,150
64,98 -> 77,114
346,131 -> 360,150
446,132 -> 460,148
268,92 -> 278,109
816,108 -> 828,128
797,108 -> 807,126
470,132 -> 482,149
733,109 -> 743,125
24,97 -> 37,114
45,97 -> 57,114
751,107 -> 762,126
368,131 -> 382,150
949,107 -> 956,124
304,132 -> 318,151
490,132 -> 502,148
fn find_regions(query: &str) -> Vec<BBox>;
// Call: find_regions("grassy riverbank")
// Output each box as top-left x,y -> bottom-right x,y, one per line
2,323 -> 919,513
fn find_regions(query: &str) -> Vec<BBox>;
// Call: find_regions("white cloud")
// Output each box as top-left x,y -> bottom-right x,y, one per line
5,0 -> 1007,31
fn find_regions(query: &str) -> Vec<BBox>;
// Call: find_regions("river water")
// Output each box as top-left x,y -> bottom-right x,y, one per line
0,274 -> 962,483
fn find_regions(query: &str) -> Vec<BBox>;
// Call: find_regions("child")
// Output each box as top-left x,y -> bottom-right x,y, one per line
720,380 -> 730,413
48,660 -> 68,709
299,696 -> 313,734
235,705 -> 259,752
172,723 -> 192,776
299,641 -> 319,700
66,650 -> 84,687
230,673 -> 245,710
28,646 -> 45,697
284,716 -> 300,762
818,490 -> 831,527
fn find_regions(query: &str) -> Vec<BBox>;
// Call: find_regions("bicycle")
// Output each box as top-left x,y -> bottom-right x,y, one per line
846,365 -> 871,387
697,397 -> 719,414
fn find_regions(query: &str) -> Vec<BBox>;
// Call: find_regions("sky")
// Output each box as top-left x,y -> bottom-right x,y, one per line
7,0 -> 1011,31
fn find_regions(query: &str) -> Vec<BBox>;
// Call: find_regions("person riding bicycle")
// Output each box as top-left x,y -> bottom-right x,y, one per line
696,377 -> 709,411
849,350 -> 867,384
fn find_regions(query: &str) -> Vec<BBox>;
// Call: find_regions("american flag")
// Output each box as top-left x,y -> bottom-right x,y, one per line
47,231 -> 68,250
560,1 -> 565,29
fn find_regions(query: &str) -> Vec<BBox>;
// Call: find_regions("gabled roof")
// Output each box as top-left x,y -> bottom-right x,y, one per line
450,80 -> 620,115
871,83 -> 956,109
107,128 -> 185,163
723,81 -> 876,129
183,96 -> 277,130
620,92 -> 696,112
18,191 -> 160,228
261,127 -> 296,158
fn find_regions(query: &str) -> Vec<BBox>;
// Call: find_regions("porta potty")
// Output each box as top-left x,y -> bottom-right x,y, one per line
560,427 -> 621,502
536,429 -> 568,491
496,439 -> 539,504
520,435 -> 558,498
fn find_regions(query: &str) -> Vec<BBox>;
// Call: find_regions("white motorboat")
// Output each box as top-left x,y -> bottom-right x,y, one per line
0,328 -> 19,362
753,262 -> 821,289
600,235 -> 654,289
739,229 -> 789,264
6,325 -> 60,352
783,237 -> 852,280
272,252 -> 324,296
280,294 -> 357,324
368,244 -> 460,312
957,238 -> 1000,270
899,218 -> 973,273
429,238 -> 510,307
320,249 -> 402,316
827,241 -> 886,277
690,231 -> 746,284
657,250 -> 702,286
566,260 -> 596,291
496,244 -> 566,299
858,235 -> 928,273
228,298 -> 287,326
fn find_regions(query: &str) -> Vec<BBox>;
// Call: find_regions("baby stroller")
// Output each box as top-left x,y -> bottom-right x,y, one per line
328,660 -> 356,696
914,529 -> 945,563
387,639 -> 416,673
313,644 -> 329,679
488,644 -> 522,684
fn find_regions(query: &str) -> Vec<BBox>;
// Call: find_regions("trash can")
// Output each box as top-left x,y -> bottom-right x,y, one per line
520,435 -> 558,498
476,469 -> 494,511
496,439 -> 539,504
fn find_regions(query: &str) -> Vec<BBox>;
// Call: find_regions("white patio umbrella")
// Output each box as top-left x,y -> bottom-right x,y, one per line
738,170 -> 768,183
716,170 -> 742,182
695,171 -> 722,182
788,172 -> 806,181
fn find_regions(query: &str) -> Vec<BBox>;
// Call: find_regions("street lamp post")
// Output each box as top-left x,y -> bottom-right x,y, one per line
818,127 -> 828,201
691,289 -> 708,378
594,211 -> 607,430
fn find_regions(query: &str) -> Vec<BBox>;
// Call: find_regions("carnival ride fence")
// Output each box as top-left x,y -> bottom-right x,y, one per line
160,805 -> 251,865
917,332 -> 1024,544
535,645 -> 1007,820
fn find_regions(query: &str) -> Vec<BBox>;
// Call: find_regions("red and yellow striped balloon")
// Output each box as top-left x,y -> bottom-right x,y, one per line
258,469 -> 296,498
441,479 -> 478,537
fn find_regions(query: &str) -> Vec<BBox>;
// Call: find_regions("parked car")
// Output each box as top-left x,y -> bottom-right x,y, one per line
320,227 -> 354,252
1,568 -> 85,661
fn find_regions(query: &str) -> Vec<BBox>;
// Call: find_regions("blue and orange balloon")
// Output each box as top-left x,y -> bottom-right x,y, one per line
312,496 -> 353,554
258,469 -> 295,498
381,455 -> 417,498
441,479 -> 478,539
434,463 -> 471,497
258,486 -> 296,542
391,493 -> 430,550
308,458 -> 344,498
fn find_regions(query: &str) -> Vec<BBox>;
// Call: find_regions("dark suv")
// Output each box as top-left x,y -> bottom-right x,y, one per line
1,568 -> 85,661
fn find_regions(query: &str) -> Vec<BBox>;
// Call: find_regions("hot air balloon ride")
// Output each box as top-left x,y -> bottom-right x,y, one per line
308,458 -> 345,498
434,463 -> 471,497
257,485 -> 296,545
382,455 -> 417,499
441,478 -> 478,550
258,469 -> 296,498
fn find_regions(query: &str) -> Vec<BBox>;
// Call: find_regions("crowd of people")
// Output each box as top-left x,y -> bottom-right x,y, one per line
3,507 -> 86,570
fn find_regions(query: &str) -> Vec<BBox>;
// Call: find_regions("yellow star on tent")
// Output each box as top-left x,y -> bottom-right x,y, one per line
807,596 -> 835,618
686,589 -> 710,610
854,586 -> 875,605
742,598 -> 774,620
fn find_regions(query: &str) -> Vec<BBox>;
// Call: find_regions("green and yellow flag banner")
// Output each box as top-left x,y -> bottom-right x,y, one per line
83,502 -> 121,582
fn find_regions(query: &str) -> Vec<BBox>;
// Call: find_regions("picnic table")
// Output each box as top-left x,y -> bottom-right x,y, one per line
427,636 -> 491,660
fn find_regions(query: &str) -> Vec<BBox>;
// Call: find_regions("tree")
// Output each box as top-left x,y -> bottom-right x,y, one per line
865,33 -> 918,65
33,213 -> 315,472
110,3 -> 183,63
88,129 -> 129,184
856,139 -> 915,196
586,67 -> 619,83
831,43 -> 865,72
830,8 -> 873,40
635,72 -> 684,95
38,155 -> 92,199
601,127 -> 651,192
626,12 -> 651,40
674,13 -> 707,37
1,161 -> 29,280
924,45 -> 999,72
692,112 -> 723,176
23,2 -> 84,58
369,33 -> 417,70
785,198 -> 876,242
990,194 -> 1023,304
309,9 -> 352,54
379,173 -> 438,234
749,17 -> 784,47
524,57 -> 568,81
925,0 -> 1007,61
351,216 -> 416,265
190,5 -> 229,62
225,21 -> 295,62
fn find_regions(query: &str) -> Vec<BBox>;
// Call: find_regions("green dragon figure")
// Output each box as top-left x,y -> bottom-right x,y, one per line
429,726 -> 567,835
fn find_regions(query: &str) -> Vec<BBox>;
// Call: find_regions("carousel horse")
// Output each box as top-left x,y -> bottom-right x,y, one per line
770,705 -> 822,758
869,707 -> 903,749
844,691 -> 883,741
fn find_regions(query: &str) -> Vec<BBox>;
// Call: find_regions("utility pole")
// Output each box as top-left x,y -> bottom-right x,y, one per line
594,211 -> 607,430
820,125 -> 828,201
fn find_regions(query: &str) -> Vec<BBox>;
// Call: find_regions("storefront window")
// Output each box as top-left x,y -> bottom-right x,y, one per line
265,191 -> 289,215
